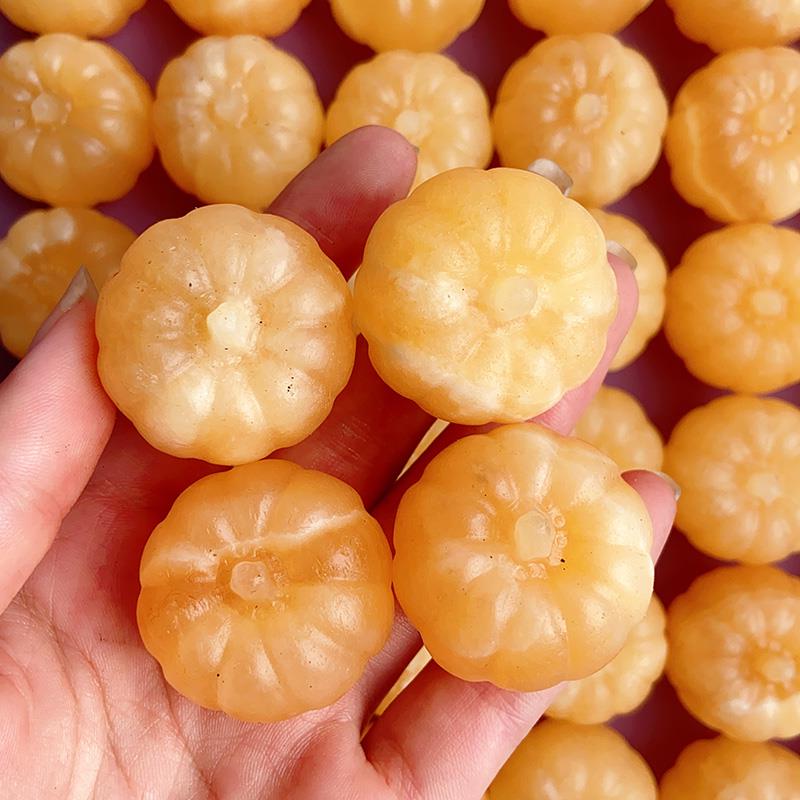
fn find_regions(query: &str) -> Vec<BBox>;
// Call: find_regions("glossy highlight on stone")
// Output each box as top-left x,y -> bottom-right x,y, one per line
137,459 -> 394,723
393,423 -> 654,692
96,205 -> 355,466
354,167 -> 617,425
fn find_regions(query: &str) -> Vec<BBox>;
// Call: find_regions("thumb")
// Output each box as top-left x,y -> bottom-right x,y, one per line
0,269 -> 115,613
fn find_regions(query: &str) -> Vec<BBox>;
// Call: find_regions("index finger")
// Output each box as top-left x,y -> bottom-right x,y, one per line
269,125 -> 418,276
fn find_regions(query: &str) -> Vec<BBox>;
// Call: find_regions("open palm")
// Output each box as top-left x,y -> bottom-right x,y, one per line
0,127 -> 676,800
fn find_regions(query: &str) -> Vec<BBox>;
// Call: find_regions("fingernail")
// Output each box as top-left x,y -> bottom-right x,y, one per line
29,266 -> 98,350
606,240 -> 637,272
527,158 -> 573,197
650,470 -> 681,502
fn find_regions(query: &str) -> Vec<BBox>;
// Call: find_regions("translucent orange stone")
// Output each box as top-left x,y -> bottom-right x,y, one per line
665,224 -> 800,394
165,0 -> 311,37
589,210 -> 666,371
493,34 -> 668,207
667,565 -> 800,741
666,0 -> 800,52
547,595 -> 667,724
154,36 -> 324,210
403,419 -> 448,473
663,395 -> 800,564
0,208 -> 134,358
95,205 -> 355,466
509,0 -> 652,35
666,47 -> 800,224
354,167 -> 617,425
137,459 -> 394,723
375,647 -> 432,714
574,386 -> 663,472
329,0 -> 485,53
486,720 -> 657,800
393,423 -> 654,692
326,51 -> 492,189
661,736 -> 800,799
0,34 -> 154,207
0,0 -> 145,37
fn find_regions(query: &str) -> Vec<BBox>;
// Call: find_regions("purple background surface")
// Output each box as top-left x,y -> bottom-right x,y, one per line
1,0 -> 798,779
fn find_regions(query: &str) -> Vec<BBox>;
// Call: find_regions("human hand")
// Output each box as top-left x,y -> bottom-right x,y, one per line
0,126 -> 677,800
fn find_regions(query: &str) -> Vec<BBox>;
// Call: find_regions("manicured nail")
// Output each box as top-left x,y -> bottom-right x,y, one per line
606,240 -> 637,272
651,470 -> 681,502
29,266 -> 98,350
527,158 -> 573,197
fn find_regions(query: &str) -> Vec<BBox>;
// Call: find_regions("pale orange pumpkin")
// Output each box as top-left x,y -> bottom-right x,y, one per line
0,207 -> 135,357
487,720 -> 657,800
354,167 -> 616,424
667,565 -> 800,741
154,36 -> 324,210
0,34 -> 153,206
393,423 -> 654,692
96,205 -> 355,465
0,0 -> 145,36
138,460 -> 394,723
